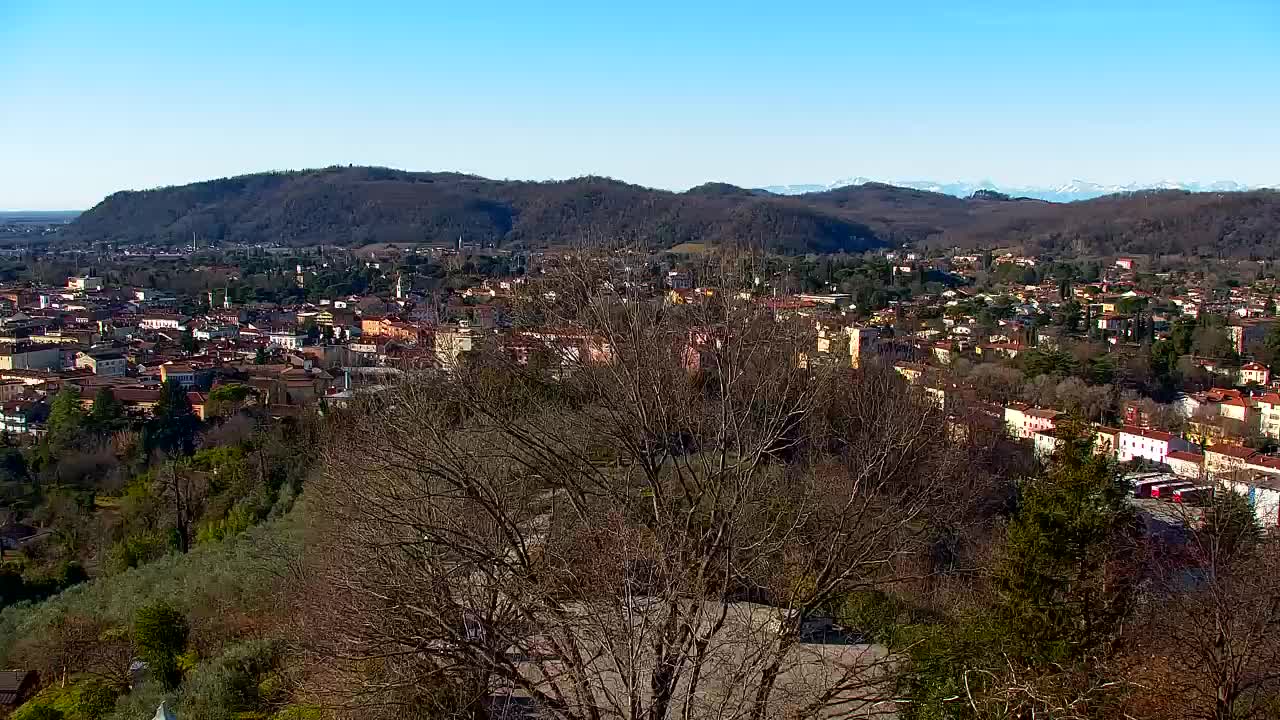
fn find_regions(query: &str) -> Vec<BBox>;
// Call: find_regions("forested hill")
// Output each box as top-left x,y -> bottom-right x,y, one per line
62,166 -> 1280,257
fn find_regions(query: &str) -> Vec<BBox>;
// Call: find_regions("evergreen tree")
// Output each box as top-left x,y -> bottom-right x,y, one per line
45,387 -> 85,453
87,387 -> 126,435
133,601 -> 189,691
995,418 -> 1138,664
146,381 -> 199,456
254,347 -> 268,365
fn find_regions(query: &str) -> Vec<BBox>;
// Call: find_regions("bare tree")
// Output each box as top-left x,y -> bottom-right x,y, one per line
1127,486 -> 1280,720
298,256 -> 982,720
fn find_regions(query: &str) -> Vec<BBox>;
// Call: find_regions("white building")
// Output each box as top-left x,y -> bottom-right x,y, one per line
1117,426 -> 1191,465
1166,450 -> 1205,479
193,324 -> 240,341
67,276 -> 104,291
139,315 -> 189,331
75,351 -> 127,377
1239,361 -> 1271,386
267,331 -> 306,350
1004,403 -> 1060,440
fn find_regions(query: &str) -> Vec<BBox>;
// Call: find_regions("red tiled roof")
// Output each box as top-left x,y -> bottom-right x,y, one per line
1120,425 -> 1174,442
1208,444 -> 1258,461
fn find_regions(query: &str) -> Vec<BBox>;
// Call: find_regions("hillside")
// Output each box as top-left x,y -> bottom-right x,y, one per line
63,167 -> 884,255
61,167 -> 1280,257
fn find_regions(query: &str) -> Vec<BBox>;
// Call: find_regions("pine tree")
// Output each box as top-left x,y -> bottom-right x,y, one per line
88,387 -> 126,435
146,381 -> 199,456
995,417 -> 1138,665
45,387 -> 85,453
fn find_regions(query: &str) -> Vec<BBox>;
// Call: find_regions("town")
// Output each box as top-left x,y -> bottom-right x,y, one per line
1,244 -> 1278,528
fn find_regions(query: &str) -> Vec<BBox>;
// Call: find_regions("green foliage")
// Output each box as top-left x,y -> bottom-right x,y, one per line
12,681 -> 118,720
995,418 -> 1137,664
46,387 -> 86,452
1021,348 -> 1078,379
178,639 -> 284,720
105,530 -> 174,575
0,508 -> 304,665
195,502 -> 255,545
87,389 -> 127,436
134,602 -> 190,691
146,381 -> 200,456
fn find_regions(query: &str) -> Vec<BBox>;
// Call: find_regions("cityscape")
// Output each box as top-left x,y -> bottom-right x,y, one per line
3,1 -> 1280,720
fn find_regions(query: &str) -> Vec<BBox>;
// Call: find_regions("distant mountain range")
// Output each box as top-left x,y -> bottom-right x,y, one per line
55,166 -> 1280,258
761,178 -> 1276,203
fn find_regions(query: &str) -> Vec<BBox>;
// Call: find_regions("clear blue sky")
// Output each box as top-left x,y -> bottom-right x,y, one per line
2,0 -> 1278,209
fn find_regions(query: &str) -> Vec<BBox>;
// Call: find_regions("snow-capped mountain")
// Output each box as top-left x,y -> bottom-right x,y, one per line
759,178 -> 1273,203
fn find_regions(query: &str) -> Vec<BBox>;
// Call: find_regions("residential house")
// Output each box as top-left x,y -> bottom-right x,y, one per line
67,276 -> 104,291
159,363 -> 196,388
0,400 -> 43,435
1204,444 -> 1259,478
267,330 -> 307,350
138,314 -> 189,331
0,343 -> 62,371
1004,403 -> 1061,440
0,380 -> 25,402
1117,426 -> 1192,465
1166,450 -> 1205,479
75,350 -> 127,377
1239,361 -> 1271,386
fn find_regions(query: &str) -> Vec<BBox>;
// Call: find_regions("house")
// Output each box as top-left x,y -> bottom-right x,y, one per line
192,323 -> 239,341
1239,361 -> 1271,386
0,400 -> 44,435
159,363 -> 196,388
138,314 -> 189,331
848,327 -> 879,369
1224,473 -> 1280,528
267,331 -> 306,350
1115,258 -> 1134,270
1117,426 -> 1191,465
1166,450 -> 1205,479
1004,403 -> 1061,440
0,343 -> 62,371
0,670 -> 34,711
67,276 -> 104,291
0,379 -> 26,402
893,362 -> 926,384
1204,444 -> 1259,478
434,325 -> 476,370
75,350 -> 127,377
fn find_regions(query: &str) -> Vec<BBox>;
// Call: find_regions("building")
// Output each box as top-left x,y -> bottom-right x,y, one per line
159,363 -> 196,388
1117,426 -> 1191,465
1003,403 -> 1061,440
192,324 -> 239,341
75,350 -> 127,377
1224,474 -> 1280,527
848,327 -> 880,370
1204,444 -> 1258,478
1253,393 -> 1280,439
434,325 -> 475,370
1166,450 -> 1205,479
139,314 -> 189,331
1239,361 -> 1271,386
66,276 -> 104,291
267,331 -> 306,350
0,343 -> 62,371
0,400 -> 43,435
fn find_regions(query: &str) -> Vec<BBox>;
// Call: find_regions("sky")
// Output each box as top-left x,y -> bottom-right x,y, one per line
2,0 -> 1278,210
